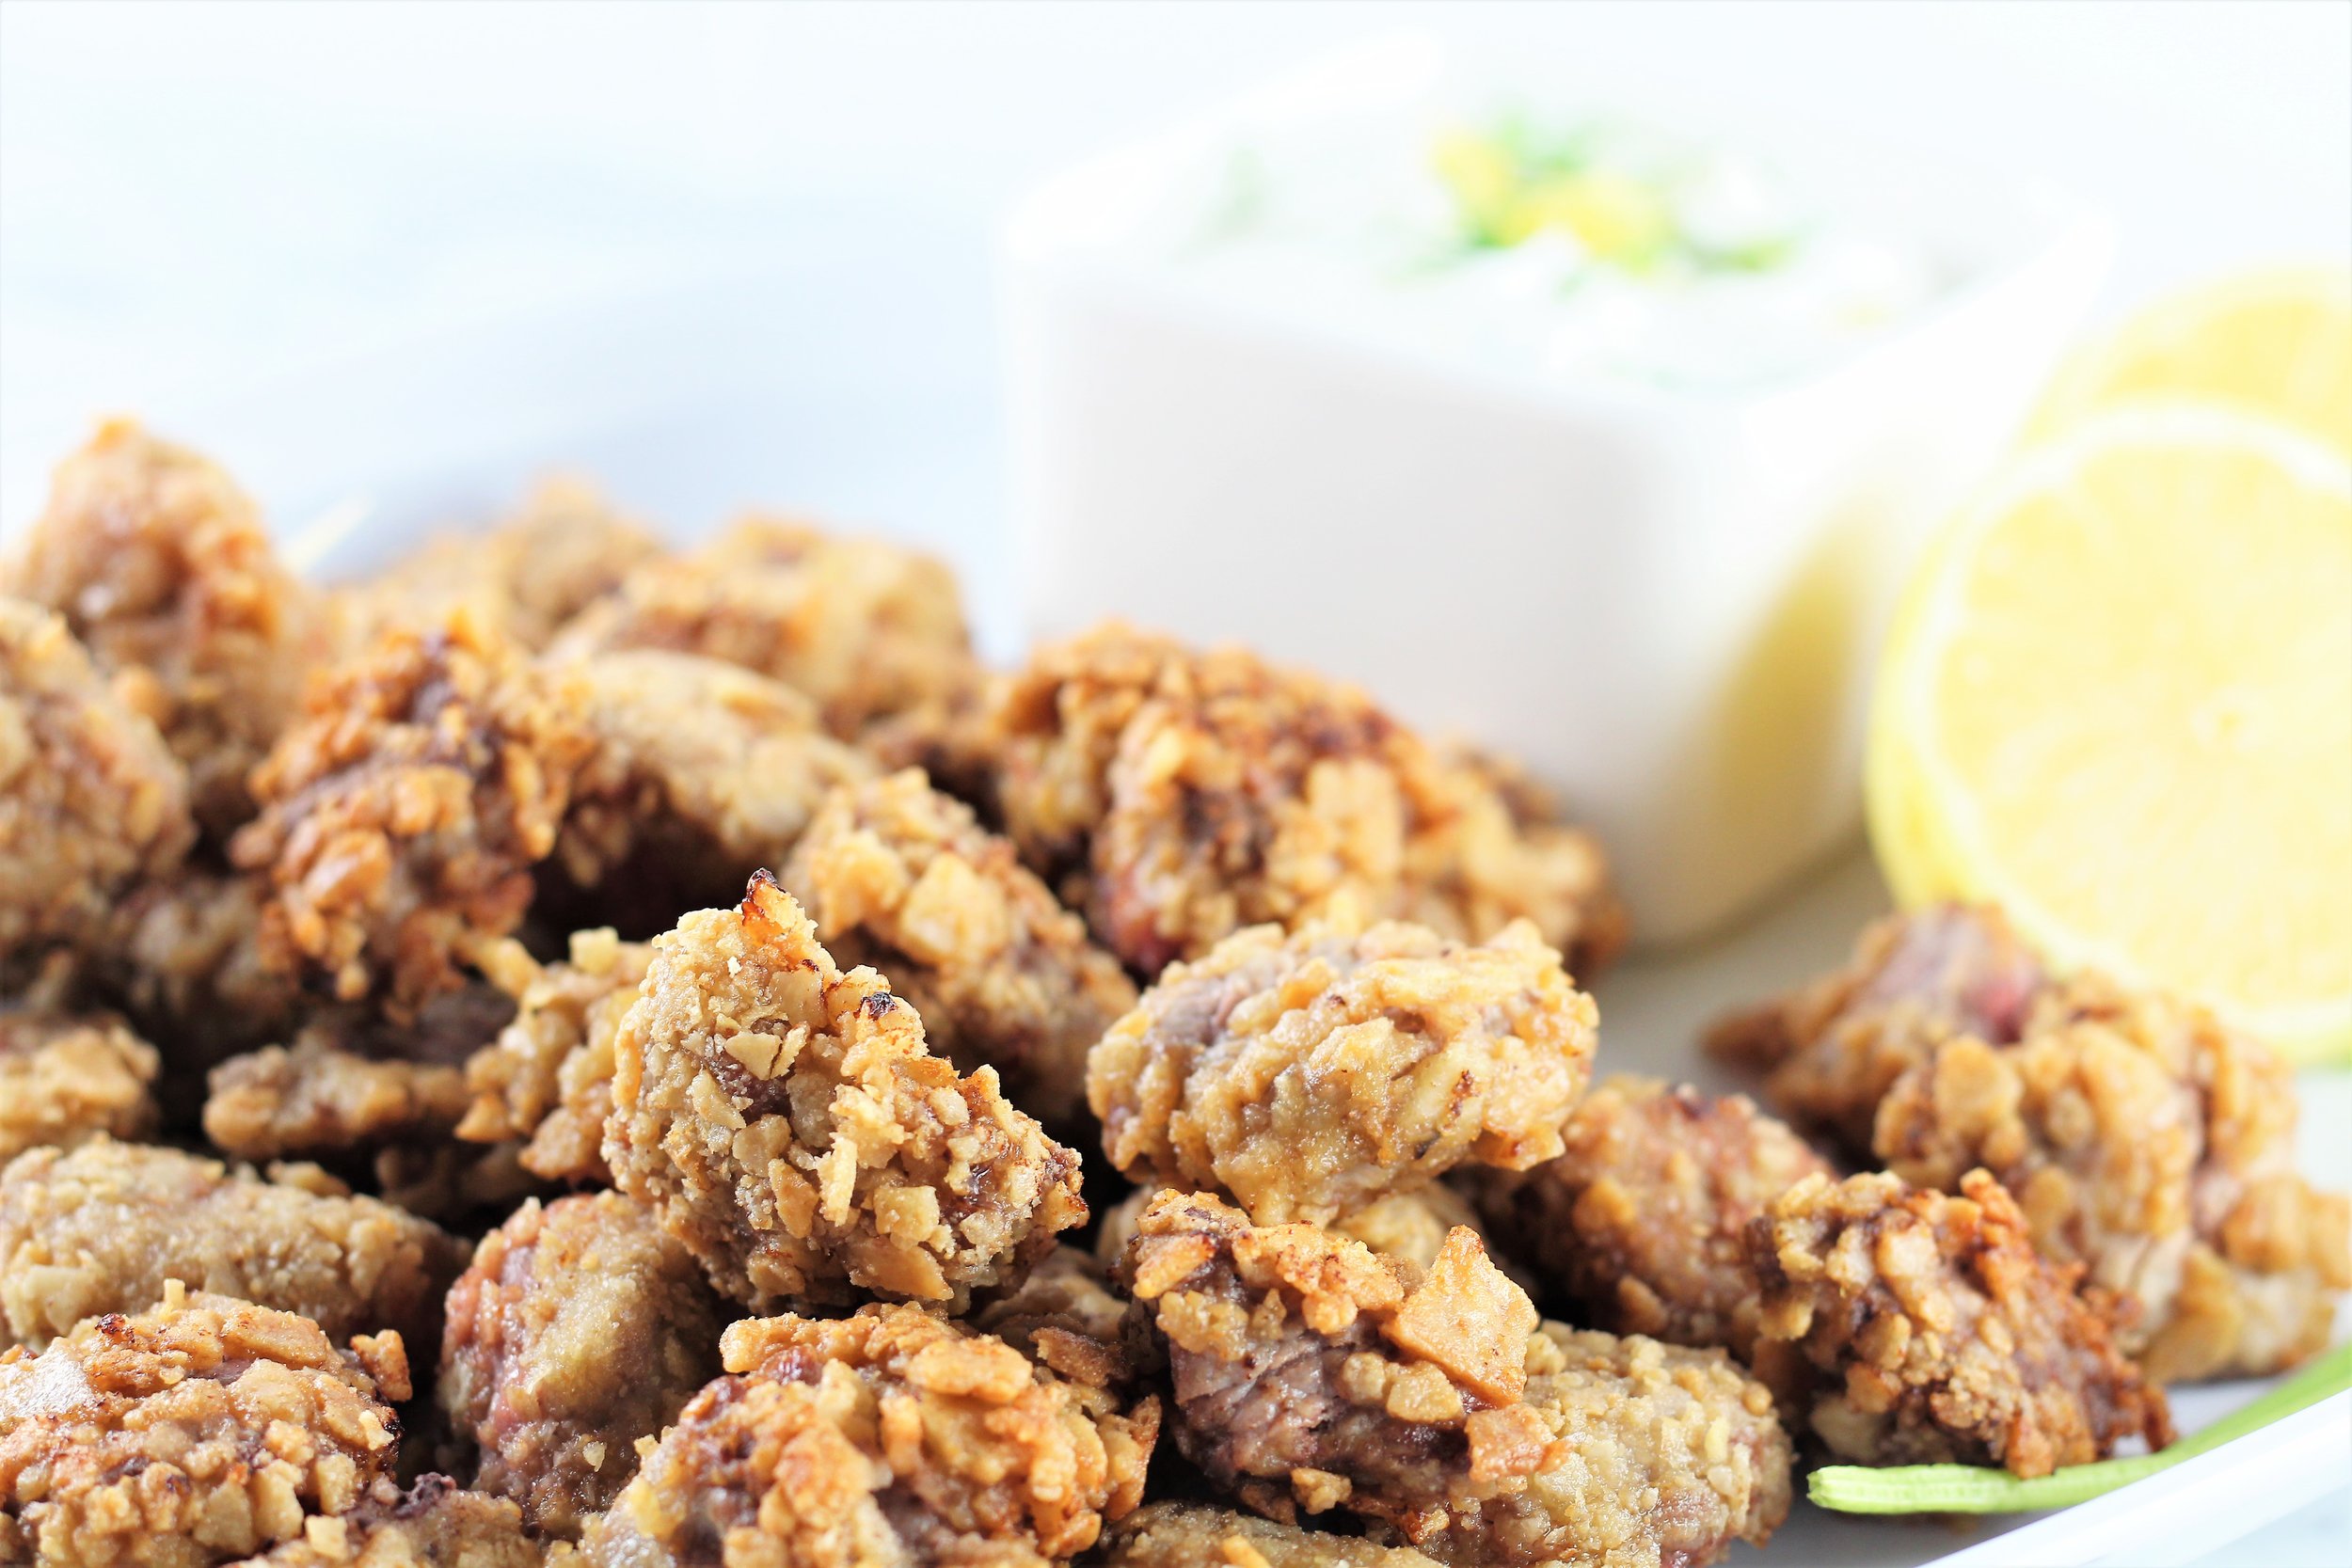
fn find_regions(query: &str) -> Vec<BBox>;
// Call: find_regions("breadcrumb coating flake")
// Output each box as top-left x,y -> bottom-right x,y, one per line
602,874 -> 1086,1309
1749,1169 -> 2172,1478
988,623 -> 1625,978
550,514 -> 978,746
969,1244 -> 1163,1399
5,419 -> 331,835
580,1302 -> 1158,1568
1,598 -> 197,957
781,767 -> 1136,1128
1100,1501 -> 1443,1567
0,1138 -> 467,1354
1465,1075 -> 1832,1361
457,929 -> 652,1184
437,1194 -> 723,1542
230,616 -> 593,1014
0,1002 -> 160,1163
0,1284 -> 409,1568
1120,1190 -> 1542,1542
1089,916 -> 1598,1227
1406,1324 -> 1793,1568
224,1477 -> 543,1568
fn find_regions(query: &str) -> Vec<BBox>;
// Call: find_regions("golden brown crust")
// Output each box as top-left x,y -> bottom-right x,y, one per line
780,768 -> 1136,1128
1100,1502 -> 1442,1567
988,623 -> 1624,977
580,1303 -> 1157,1568
1465,1075 -> 1832,1360
230,618 -> 592,1014
205,1037 -> 472,1164
0,1138 -> 467,1354
1098,1183 -> 1493,1278
225,1478 -> 544,1568
0,1003 -> 159,1163
1,598 -> 196,957
602,875 -> 1086,1309
5,420 -> 331,835
0,1285 -> 408,1567
1089,917 -> 1597,1227
1749,1169 -> 2172,1477
1120,1190 -> 1540,1540
550,515 -> 977,747
457,929 -> 651,1184
437,1194 -> 723,1541
969,1244 -> 1162,1399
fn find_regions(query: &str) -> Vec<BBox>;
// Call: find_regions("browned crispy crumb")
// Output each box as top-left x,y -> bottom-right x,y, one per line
549,650 -> 873,920
1089,916 -> 1597,1227
1120,1189 -> 1541,1541
1406,1323 -> 1793,1568
346,478 -> 664,653
0,1000 -> 159,1162
550,515 -> 978,748
2,598 -> 196,957
1465,1075 -> 1832,1361
457,929 -> 651,1184
5,419 -> 332,834
205,1037 -> 471,1164
1749,1169 -> 2171,1477
437,1193 -> 723,1541
780,768 -> 1136,1127
1098,1183 -> 1495,1278
227,1477 -> 544,1568
988,623 -> 1624,977
580,1302 -> 1157,1567
970,1244 -> 1162,1397
0,1137 -> 467,1354
1101,1502 -> 1442,1567
230,617 -> 592,1014
0,1284 -> 409,1567
603,874 -> 1086,1308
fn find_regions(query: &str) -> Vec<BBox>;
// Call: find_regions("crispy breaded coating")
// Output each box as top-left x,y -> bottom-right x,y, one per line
1406,1324 -> 1792,1568
230,618 -> 592,1013
457,929 -> 651,1184
603,874 -> 1086,1308
0,1002 -> 159,1162
0,1137 -> 467,1353
348,478 -> 663,653
551,515 -> 978,747
0,1285 -> 409,1567
1120,1190 -> 1540,1540
1098,1183 -> 1494,1277
2,598 -> 196,957
1708,905 -> 2046,1150
580,1302 -> 1157,1567
205,1037 -> 471,1164
5,419 -> 331,834
549,650 -> 873,921
970,1244 -> 1162,1398
1749,1169 -> 2171,1477
227,1478 -> 543,1568
100,870 -> 310,1068
1465,1076 -> 1832,1360
989,623 -> 1624,977
1089,917 -> 1597,1227
1101,1502 -> 1442,1567
438,1194 -> 723,1541
781,768 -> 1136,1127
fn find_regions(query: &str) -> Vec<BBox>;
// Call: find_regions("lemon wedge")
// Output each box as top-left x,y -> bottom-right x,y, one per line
2031,267 -> 2352,453
1869,404 -> 2352,1061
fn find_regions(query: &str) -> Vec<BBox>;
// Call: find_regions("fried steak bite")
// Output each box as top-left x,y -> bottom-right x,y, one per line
580,1302 -> 1157,1567
1100,1502 -> 1442,1568
1,598 -> 196,958
551,515 -> 978,749
438,1193 -> 723,1541
5,419 -> 331,835
0,1137 -> 466,1353
226,1477 -> 544,1568
230,617 -> 593,1014
1464,1075 -> 1832,1360
988,623 -> 1624,977
99,870 -> 310,1069
204,1037 -> 471,1166
0,999 -> 159,1163
0,1285 -> 409,1567
1098,1182 -> 1497,1278
457,928 -> 651,1184
603,874 -> 1085,1308
1090,916 -> 1597,1227
780,768 -> 1136,1127
1750,1169 -> 2171,1477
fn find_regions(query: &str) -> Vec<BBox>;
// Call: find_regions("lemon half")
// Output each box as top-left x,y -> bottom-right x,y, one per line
1870,404 -> 2352,1060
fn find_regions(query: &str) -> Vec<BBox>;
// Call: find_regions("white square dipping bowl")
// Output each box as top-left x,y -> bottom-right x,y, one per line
1001,38 -> 2109,944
